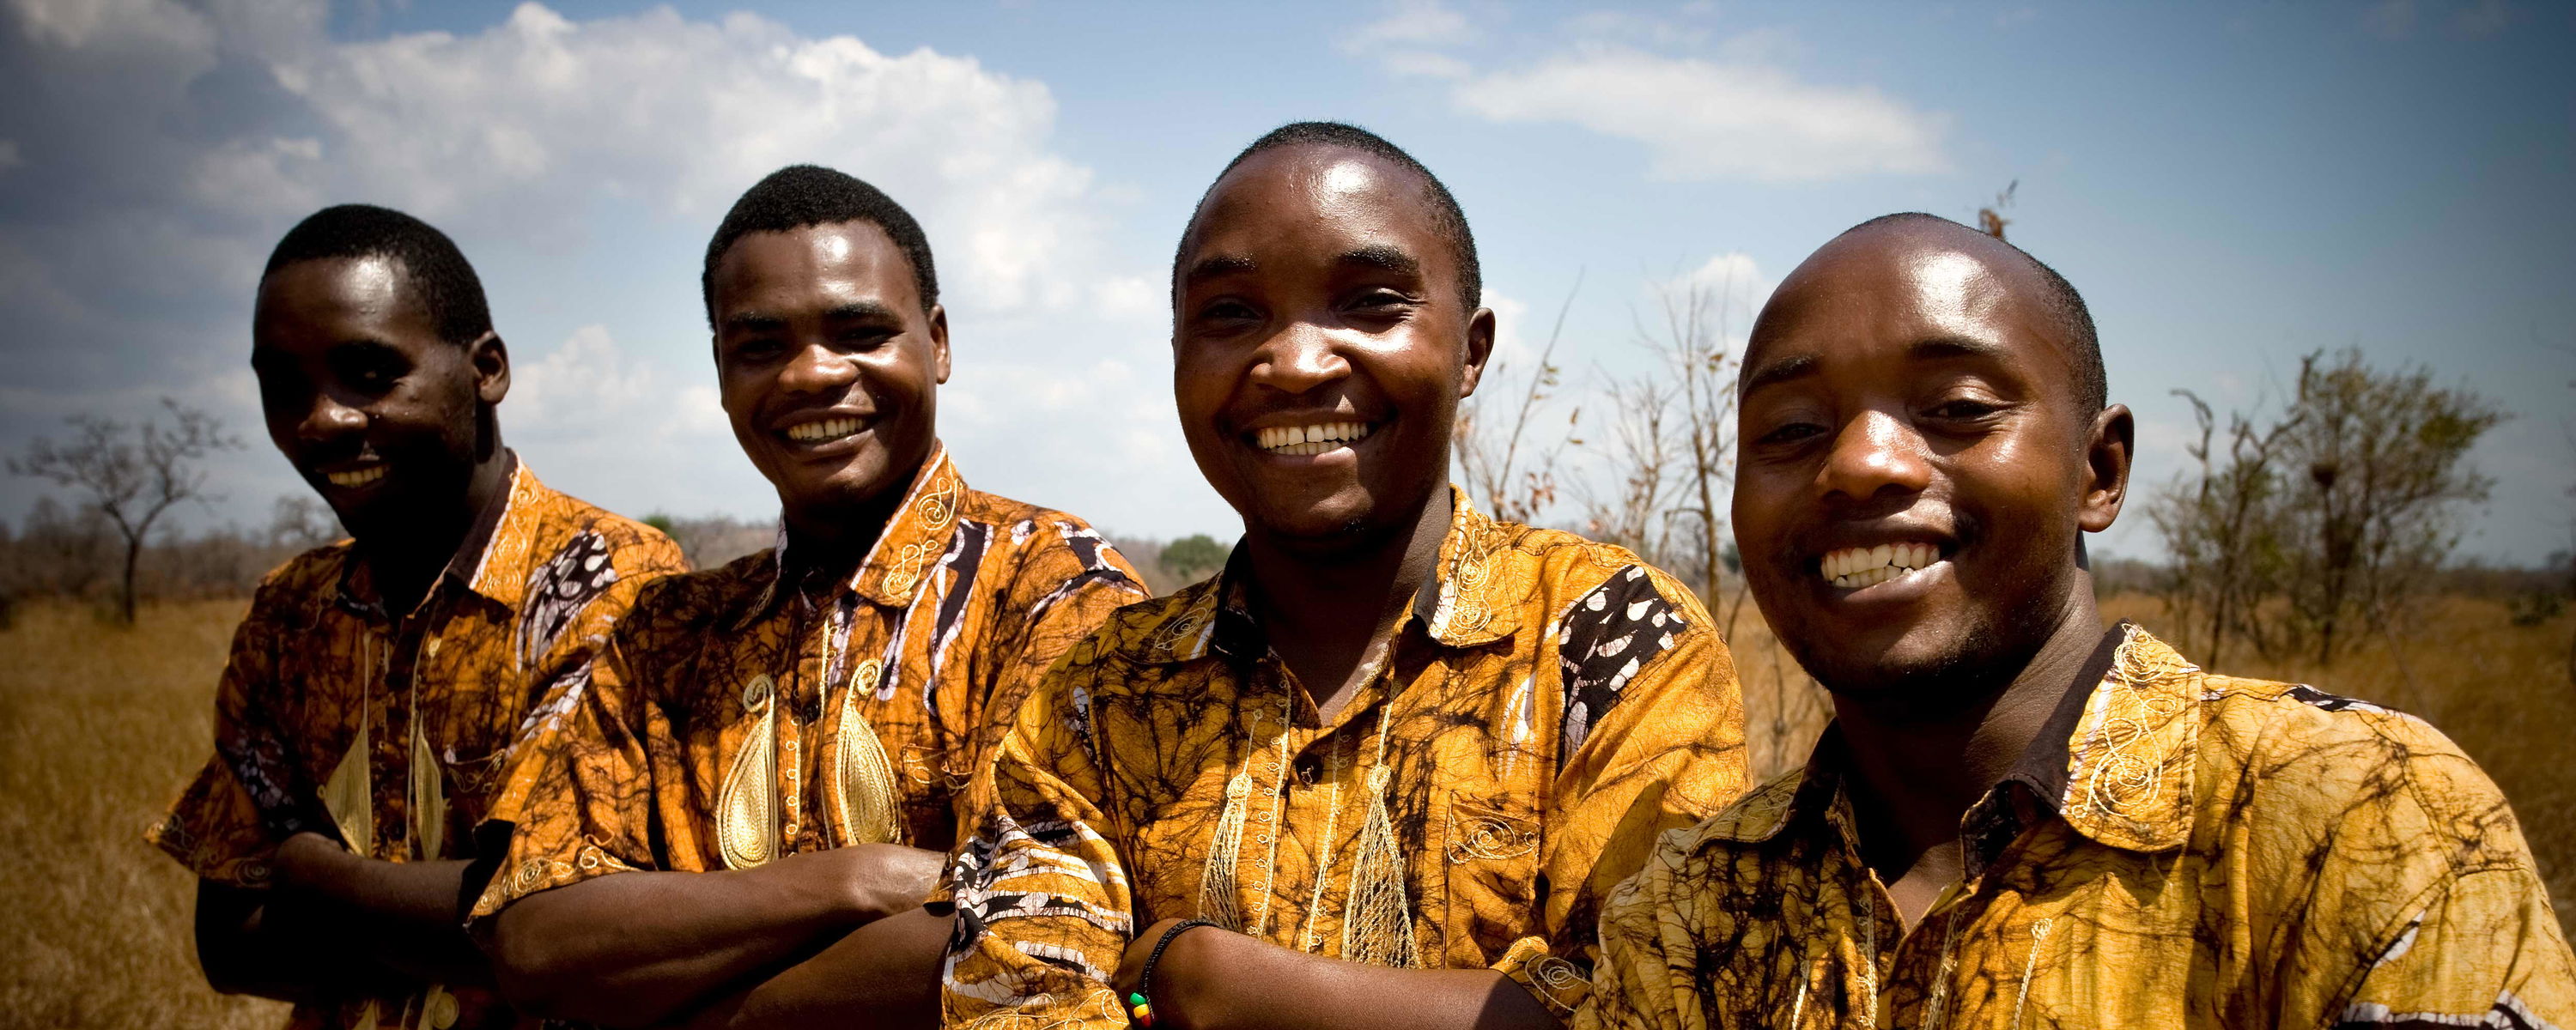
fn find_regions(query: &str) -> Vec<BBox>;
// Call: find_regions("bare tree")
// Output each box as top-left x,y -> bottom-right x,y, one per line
1456,278 -> 1582,525
9,399 -> 241,623
2149,390 -> 2301,667
1639,275 -> 1748,636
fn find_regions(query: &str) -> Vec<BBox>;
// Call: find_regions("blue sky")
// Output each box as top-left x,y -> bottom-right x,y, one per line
3,0 -> 2568,563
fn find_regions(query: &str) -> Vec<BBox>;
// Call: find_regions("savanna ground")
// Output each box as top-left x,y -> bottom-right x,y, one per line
2,593 -> 2568,1027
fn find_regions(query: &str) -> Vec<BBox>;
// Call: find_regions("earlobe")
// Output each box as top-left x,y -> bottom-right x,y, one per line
2079,403 -> 2134,532
474,332 -> 512,405
1460,307 -> 1497,397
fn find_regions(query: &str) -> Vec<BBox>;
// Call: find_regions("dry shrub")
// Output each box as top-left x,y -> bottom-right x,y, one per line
0,598 -> 284,1028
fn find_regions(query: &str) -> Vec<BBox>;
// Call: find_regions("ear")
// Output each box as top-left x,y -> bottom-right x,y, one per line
2078,403 -> 2133,533
1460,306 -> 1496,398
927,304 -> 952,385
471,331 -> 511,406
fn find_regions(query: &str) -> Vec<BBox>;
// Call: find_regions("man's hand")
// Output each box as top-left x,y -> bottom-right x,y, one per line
1111,918 -> 1559,1030
194,833 -> 489,1002
489,843 -> 941,1028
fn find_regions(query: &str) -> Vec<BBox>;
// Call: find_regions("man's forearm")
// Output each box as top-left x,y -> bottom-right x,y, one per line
719,906 -> 949,1028
1128,924 -> 1558,1030
271,837 -> 486,985
489,844 -> 941,1027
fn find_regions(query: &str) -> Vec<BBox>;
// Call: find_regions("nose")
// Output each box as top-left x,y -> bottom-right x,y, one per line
777,340 -> 860,396
1816,409 -> 1932,504
1246,321 -> 1349,398
297,393 -> 366,445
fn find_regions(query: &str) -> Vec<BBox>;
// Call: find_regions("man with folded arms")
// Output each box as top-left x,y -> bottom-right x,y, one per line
1576,213 -> 2576,1028
152,203 -> 687,1030
937,122 -> 1751,1030
471,166 -> 1145,1028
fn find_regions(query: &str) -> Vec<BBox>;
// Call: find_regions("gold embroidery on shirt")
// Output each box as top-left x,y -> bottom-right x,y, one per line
718,675 -> 781,869
832,659 -> 902,845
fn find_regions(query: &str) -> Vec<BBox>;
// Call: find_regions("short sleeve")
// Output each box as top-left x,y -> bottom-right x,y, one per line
465,630 -> 666,924
148,579 -> 329,888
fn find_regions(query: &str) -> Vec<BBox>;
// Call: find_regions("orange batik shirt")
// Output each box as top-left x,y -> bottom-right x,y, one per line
470,445 -> 1146,920
1576,624 -> 2576,1030
938,490 -> 1751,1028
149,455 -> 687,1030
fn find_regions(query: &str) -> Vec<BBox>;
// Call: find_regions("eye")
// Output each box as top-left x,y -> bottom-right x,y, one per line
1346,288 -> 1418,316
836,326 -> 896,351
1755,421 -> 1827,446
1925,397 -> 2003,421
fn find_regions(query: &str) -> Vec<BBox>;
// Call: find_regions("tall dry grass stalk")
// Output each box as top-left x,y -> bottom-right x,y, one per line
0,598 -> 284,1028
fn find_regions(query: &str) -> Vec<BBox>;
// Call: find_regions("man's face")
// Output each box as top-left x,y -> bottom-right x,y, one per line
710,221 -> 949,528
1731,224 -> 2129,703
252,256 -> 505,539
1172,146 -> 1492,542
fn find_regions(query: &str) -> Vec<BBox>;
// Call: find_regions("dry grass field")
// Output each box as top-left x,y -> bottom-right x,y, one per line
0,592 -> 2566,1027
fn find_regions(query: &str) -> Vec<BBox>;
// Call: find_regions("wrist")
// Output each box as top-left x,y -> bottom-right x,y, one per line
271,832 -> 353,894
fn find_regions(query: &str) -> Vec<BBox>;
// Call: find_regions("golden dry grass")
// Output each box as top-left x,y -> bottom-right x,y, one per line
0,594 -> 2565,1027
0,598 -> 286,1029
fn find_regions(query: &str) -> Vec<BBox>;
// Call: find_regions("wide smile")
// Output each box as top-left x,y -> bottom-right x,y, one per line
319,464 -> 386,491
1819,541 -> 1946,592
777,414 -> 870,452
1247,418 -> 1381,459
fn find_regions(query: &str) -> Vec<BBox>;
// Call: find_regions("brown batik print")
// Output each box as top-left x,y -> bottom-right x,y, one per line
1575,624 -> 2576,1030
470,444 -> 1147,922
148,457 -> 688,1030
937,489 -> 1752,1028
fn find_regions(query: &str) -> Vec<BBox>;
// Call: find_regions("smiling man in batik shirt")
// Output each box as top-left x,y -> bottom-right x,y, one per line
1573,214 -> 2576,1030
936,123 -> 1750,1030
469,166 -> 1145,1029
149,204 -> 687,1030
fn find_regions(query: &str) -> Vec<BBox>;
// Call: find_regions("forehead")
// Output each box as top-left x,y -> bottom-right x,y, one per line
1181,146 -> 1453,276
710,221 -> 918,313
1743,227 -> 2075,391
254,255 -> 432,342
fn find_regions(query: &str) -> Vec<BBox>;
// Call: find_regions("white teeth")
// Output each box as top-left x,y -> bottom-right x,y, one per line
1256,421 -> 1373,455
787,417 -> 862,443
326,466 -> 384,488
1820,542 -> 1942,588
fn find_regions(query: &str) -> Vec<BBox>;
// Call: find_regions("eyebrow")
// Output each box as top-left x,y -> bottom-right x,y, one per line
1909,336 -> 2011,362
821,300 -> 904,324
1336,245 -> 1421,278
1739,353 -> 1817,395
1183,254 -> 1256,288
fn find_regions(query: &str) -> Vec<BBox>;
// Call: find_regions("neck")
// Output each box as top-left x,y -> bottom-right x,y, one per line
1832,573 -> 2105,878
353,447 -> 512,618
1239,487 -> 1451,713
780,470 -> 918,584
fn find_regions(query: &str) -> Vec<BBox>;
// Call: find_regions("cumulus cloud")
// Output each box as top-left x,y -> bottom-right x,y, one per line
0,1 -> 1211,534
1342,3 -> 1945,183
1452,43 -> 1947,182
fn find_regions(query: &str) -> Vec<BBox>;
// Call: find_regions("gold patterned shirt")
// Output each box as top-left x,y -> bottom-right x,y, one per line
148,456 -> 688,1030
937,491 -> 1751,1027
470,445 -> 1146,920
1576,624 -> 2576,1030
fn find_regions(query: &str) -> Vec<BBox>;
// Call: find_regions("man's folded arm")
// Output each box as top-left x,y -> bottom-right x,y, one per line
488,842 -> 938,1027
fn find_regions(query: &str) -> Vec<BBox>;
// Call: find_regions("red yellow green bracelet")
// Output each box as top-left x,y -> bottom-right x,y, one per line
1127,919 -> 1218,1027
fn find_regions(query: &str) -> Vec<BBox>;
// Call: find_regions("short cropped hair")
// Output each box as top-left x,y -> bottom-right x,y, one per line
1846,212 -> 2105,414
1182,121 -> 1482,312
263,204 -> 493,346
702,165 -> 939,325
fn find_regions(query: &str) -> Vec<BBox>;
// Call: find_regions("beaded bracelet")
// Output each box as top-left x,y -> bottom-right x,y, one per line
1127,919 -> 1218,1027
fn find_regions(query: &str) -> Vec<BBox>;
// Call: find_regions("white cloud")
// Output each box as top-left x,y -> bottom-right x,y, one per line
1453,43 -> 1947,182
0,139 -> 21,172
1663,251 -> 1774,321
1340,0 -> 1477,80
0,1 -> 1235,537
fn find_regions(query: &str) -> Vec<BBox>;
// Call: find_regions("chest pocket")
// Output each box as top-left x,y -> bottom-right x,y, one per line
1440,784 -> 1544,965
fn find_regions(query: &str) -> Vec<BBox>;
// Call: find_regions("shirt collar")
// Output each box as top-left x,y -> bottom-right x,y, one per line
1132,486 -> 1519,665
336,451 -> 528,618
1702,622 -> 2206,860
743,444 -> 964,622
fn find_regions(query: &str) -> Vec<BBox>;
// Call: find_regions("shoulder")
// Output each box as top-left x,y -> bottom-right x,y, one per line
2195,670 -> 2524,876
256,539 -> 353,597
957,488 -> 1147,596
621,549 -> 774,639
1609,767 -> 1806,912
519,478 -> 687,573
1472,517 -> 1715,627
